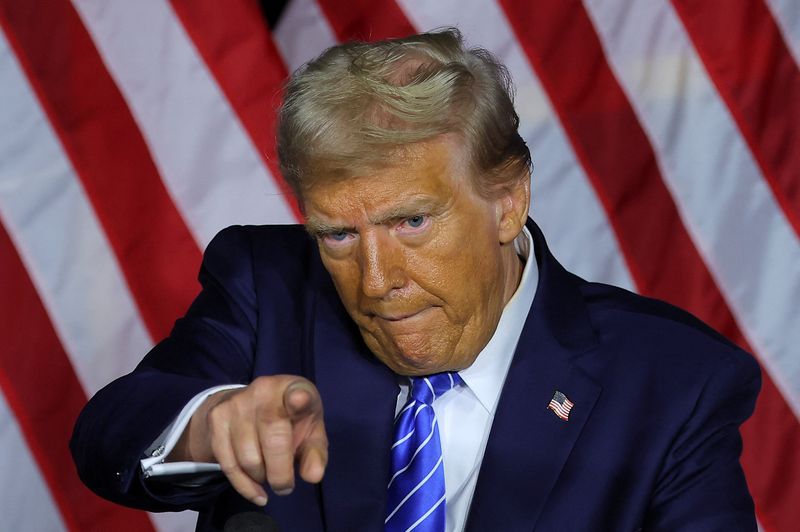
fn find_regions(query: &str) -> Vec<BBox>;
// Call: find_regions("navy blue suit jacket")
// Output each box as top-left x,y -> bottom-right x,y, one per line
71,220 -> 760,531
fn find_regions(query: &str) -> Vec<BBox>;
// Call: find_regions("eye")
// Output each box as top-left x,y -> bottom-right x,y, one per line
406,215 -> 425,228
397,214 -> 430,235
320,230 -> 354,246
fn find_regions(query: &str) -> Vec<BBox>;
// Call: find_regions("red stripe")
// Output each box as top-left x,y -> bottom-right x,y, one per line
671,0 -> 800,239
0,222 -> 155,532
168,0 -> 302,221
0,0 -> 202,341
740,377 -> 800,531
496,1 -> 800,529
316,0 -> 416,41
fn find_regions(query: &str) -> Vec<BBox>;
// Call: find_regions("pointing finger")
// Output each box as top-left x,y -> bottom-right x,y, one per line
258,416 -> 296,495
283,380 -> 327,483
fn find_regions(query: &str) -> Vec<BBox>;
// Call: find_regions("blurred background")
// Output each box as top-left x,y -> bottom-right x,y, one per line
1,0 -> 798,530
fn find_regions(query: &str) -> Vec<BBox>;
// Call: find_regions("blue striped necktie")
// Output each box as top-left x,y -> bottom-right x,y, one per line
385,372 -> 463,532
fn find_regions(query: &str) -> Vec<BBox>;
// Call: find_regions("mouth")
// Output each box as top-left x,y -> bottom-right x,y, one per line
373,307 -> 433,322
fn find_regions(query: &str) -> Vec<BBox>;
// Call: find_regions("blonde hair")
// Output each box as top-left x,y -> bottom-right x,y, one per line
277,28 -> 531,200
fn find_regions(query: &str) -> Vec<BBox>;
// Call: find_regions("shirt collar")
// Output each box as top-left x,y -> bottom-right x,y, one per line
457,225 -> 538,413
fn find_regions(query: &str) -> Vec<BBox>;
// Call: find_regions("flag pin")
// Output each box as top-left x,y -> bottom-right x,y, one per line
547,391 -> 574,421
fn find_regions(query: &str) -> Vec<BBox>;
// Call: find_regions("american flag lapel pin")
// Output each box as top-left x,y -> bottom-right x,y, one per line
547,391 -> 574,421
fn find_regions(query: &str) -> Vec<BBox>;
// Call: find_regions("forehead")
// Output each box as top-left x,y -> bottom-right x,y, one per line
302,138 -> 476,227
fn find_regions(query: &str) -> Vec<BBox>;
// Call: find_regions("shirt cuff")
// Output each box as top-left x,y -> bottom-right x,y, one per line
140,384 -> 245,479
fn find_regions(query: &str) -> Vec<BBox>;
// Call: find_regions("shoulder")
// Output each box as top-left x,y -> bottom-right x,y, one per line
555,280 -> 760,528
575,279 -> 759,394
202,224 -> 321,282
581,280 -> 734,349
201,224 -> 338,320
206,224 -> 314,261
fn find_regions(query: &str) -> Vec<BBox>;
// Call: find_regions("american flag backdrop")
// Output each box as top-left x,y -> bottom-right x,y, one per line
0,0 -> 798,530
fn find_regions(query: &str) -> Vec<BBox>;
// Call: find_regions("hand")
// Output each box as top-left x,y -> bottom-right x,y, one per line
169,376 -> 328,506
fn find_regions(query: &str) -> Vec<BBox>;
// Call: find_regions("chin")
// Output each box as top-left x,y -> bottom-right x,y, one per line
362,328 -> 457,374
383,344 -> 456,376
367,342 -> 428,373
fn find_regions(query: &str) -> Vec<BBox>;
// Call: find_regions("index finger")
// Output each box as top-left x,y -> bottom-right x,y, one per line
283,380 -> 327,483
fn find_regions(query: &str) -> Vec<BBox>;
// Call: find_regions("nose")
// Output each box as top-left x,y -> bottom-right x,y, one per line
359,231 -> 405,299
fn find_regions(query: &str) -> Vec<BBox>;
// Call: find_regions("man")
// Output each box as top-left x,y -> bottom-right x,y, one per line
71,29 -> 760,531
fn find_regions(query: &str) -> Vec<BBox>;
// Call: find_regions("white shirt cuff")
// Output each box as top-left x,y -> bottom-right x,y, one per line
140,384 -> 245,478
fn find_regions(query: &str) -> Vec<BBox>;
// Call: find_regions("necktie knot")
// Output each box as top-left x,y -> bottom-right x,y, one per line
409,372 -> 462,405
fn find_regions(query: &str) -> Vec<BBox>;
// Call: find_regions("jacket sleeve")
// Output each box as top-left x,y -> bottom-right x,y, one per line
645,347 -> 761,531
70,226 -> 262,512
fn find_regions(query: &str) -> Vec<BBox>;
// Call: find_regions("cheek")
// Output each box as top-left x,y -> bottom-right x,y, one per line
420,223 -> 500,285
408,250 -> 499,323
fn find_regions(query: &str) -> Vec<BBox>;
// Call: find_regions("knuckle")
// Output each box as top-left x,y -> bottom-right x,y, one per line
250,376 -> 278,397
250,379 -> 284,416
237,450 -> 263,471
265,456 -> 293,475
262,425 -> 293,452
206,403 -> 228,428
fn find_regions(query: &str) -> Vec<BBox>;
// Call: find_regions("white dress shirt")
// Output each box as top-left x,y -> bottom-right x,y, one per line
142,227 -> 538,532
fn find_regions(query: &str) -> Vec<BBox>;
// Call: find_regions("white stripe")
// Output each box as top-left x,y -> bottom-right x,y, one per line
0,394 -> 66,532
392,403 -> 427,449
584,0 -> 800,418
406,493 -> 446,532
385,455 -> 444,524
71,0 -> 297,249
392,428 -> 416,450
0,28 -> 154,395
765,0 -> 800,67
423,377 -> 435,399
388,413 -> 438,487
274,0 -> 339,72
396,0 -> 636,290
551,405 -> 570,417
395,399 -> 418,421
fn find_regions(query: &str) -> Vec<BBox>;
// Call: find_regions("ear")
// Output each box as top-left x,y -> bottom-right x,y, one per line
496,173 -> 531,244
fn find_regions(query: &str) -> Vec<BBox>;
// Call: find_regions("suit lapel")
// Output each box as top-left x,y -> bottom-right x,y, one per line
464,331 -> 601,531
465,221 -> 603,531
311,274 -> 398,531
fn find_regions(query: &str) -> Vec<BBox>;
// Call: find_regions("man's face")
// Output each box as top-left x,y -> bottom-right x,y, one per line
303,137 -> 527,376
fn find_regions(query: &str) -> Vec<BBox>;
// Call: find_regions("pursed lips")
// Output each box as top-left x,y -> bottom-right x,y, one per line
369,306 -> 434,323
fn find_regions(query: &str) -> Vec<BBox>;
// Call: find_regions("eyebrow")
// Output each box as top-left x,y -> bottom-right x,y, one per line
304,218 -> 351,237
369,197 -> 442,225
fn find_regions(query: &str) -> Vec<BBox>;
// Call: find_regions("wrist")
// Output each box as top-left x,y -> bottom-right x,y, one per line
168,388 -> 236,462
